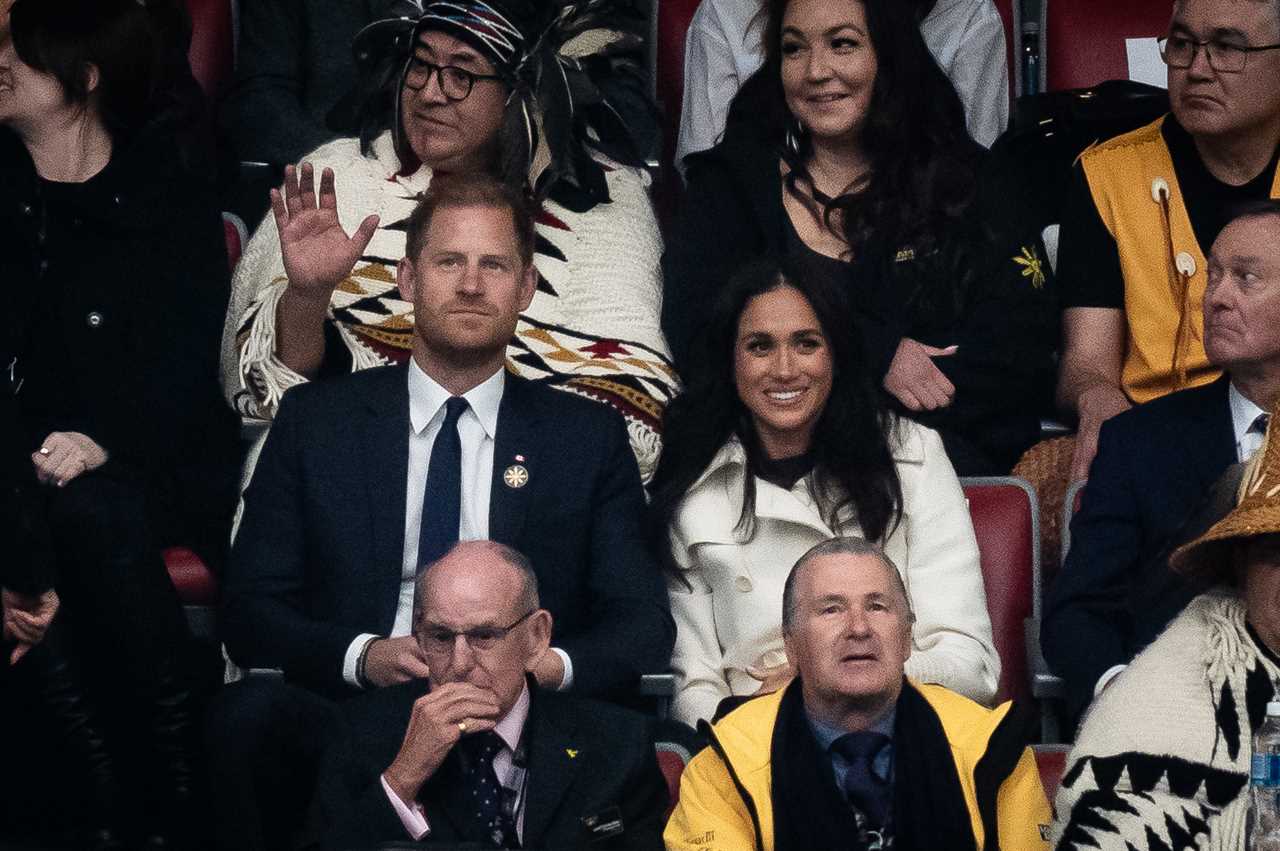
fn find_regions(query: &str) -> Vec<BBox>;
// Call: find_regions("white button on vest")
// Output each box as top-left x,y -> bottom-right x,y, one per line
86,311 -> 104,328
1175,252 -> 1196,277
734,576 -> 753,593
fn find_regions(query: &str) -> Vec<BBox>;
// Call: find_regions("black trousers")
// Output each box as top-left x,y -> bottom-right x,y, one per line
36,469 -> 208,835
206,678 -> 347,851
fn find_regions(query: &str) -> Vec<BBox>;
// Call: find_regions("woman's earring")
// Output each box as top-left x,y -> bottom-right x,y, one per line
784,117 -> 806,158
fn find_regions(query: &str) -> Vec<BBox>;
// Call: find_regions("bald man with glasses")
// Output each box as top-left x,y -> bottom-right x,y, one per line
316,540 -> 669,851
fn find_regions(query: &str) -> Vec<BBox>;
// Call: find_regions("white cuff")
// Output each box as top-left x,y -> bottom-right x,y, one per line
380,773 -> 430,840
343,633 -> 379,688
1094,664 -> 1127,696
552,647 -> 573,691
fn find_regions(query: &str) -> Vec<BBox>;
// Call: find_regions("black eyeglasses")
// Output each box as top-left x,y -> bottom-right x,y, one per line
403,56 -> 504,101
416,609 -> 536,654
1158,34 -> 1280,72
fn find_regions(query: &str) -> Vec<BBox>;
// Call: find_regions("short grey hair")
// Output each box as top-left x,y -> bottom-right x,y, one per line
413,540 -> 540,629
781,537 -> 915,633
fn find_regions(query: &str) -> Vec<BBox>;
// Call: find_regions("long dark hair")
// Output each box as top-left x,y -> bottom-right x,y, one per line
9,0 -> 197,143
727,0 -> 981,302
648,256 -> 902,568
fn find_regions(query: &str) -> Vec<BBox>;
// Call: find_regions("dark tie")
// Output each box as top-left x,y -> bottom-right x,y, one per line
418,396 -> 468,568
459,731 -> 519,848
832,731 -> 892,830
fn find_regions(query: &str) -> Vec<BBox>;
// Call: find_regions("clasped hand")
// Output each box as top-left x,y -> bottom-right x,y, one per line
31,431 -> 108,487
883,338 -> 958,412
2,588 -> 59,665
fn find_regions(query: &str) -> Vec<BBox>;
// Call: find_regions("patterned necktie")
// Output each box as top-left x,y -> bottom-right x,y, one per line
418,396 -> 469,568
832,731 -> 893,830
459,731 -> 519,848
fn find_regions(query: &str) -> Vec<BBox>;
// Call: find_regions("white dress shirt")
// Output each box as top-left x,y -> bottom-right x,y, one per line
1093,380 -> 1268,697
382,683 -> 532,841
674,0 -> 1010,170
342,362 -> 572,688
1229,382 -> 1268,463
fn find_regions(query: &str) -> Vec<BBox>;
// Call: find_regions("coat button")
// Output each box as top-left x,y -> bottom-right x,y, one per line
86,311 -> 104,328
734,576 -> 753,593
20,202 -> 33,216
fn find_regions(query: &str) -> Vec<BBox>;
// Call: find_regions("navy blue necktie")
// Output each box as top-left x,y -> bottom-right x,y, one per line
832,731 -> 892,830
459,731 -> 519,848
418,396 -> 468,568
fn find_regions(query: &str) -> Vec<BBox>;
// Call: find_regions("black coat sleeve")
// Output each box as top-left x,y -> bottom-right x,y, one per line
557,412 -> 675,698
1040,416 -> 1139,718
910,169 -> 1060,472
221,389 -> 364,693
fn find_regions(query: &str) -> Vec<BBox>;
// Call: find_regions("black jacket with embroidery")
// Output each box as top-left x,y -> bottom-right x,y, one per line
660,126 -> 1058,475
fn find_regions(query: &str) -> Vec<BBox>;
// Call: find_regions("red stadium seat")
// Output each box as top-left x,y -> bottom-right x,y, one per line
1034,744 -> 1069,806
960,477 -> 1038,707
184,0 -> 237,102
222,210 -> 248,271
656,741 -> 694,817
1042,0 -> 1172,91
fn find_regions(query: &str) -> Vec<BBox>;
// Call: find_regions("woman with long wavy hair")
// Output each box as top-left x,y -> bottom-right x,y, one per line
661,0 -> 1056,475
649,256 -> 997,727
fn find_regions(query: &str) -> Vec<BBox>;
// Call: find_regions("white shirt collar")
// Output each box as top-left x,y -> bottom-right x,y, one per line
494,682 -> 531,753
408,359 -> 505,438
1228,381 -> 1268,453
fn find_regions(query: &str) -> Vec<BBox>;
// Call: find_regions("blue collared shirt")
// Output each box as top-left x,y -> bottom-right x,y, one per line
807,708 -> 896,795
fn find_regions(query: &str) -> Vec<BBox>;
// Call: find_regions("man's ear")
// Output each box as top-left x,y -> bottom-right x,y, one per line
523,609 -> 553,672
396,256 -> 416,303
517,262 -> 537,312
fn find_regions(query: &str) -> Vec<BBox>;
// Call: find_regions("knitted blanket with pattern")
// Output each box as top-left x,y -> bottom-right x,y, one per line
1052,592 -> 1279,849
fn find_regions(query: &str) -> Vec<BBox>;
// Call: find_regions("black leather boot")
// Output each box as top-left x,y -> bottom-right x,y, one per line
28,624 -> 129,851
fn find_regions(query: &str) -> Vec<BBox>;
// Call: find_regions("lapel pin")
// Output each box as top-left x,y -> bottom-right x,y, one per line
566,748 -> 578,759
504,464 -> 529,489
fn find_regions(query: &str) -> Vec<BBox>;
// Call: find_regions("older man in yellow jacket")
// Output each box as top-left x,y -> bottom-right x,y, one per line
665,537 -> 1050,851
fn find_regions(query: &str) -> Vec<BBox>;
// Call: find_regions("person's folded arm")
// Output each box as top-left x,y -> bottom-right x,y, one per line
667,541 -> 733,728
898,426 -> 1000,705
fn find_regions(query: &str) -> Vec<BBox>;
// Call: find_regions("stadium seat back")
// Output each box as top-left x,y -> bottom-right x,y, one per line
1043,0 -> 1172,91
1034,744 -> 1069,805
185,0 -> 236,101
990,0 -> 1020,97
961,477 -> 1039,706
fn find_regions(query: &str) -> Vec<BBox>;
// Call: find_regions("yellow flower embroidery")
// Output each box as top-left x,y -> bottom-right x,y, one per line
1013,246 -> 1046,289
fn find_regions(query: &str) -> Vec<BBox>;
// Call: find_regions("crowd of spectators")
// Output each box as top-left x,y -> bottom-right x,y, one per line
2,0 -> 1280,848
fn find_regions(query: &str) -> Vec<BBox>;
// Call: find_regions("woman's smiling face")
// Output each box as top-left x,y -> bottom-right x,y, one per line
779,0 -> 879,146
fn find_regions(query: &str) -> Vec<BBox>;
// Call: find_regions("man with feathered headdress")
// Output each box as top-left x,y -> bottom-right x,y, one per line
220,0 -> 677,484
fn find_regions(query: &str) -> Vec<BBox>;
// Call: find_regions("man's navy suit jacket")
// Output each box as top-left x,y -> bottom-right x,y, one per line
222,364 -> 675,698
1041,376 -> 1235,718
315,680 -> 669,850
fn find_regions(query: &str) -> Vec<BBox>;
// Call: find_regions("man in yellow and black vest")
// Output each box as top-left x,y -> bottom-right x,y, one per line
1056,0 -> 1280,482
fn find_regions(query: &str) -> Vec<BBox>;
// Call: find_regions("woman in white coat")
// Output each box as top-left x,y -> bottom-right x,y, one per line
648,257 -> 998,727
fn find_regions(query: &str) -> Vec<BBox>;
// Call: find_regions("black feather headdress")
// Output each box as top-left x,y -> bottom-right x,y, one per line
352,0 -> 652,211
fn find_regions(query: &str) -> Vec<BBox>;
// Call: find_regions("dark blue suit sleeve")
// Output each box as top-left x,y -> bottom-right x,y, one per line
1041,417 -> 1140,717
221,390 -> 362,693
558,414 -> 675,697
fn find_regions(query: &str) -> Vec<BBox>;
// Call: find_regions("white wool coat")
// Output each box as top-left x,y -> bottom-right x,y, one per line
666,419 -> 999,727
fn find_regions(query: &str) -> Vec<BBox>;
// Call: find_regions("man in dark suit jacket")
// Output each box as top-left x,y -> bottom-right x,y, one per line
1043,201 -> 1280,722
208,172 -> 673,851
315,540 -> 667,850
